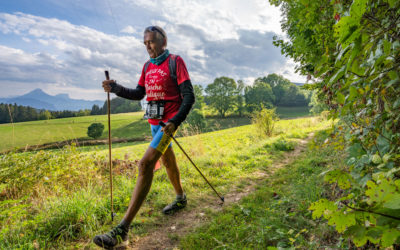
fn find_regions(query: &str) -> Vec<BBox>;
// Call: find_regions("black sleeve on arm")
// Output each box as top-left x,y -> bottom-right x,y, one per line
110,82 -> 146,100
168,80 -> 195,127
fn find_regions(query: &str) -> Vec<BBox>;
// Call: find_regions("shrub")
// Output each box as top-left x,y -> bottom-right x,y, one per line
87,123 -> 104,139
252,108 -> 279,137
272,138 -> 295,151
186,109 -> 206,131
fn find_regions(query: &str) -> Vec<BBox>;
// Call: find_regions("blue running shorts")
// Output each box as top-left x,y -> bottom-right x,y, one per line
149,124 -> 176,153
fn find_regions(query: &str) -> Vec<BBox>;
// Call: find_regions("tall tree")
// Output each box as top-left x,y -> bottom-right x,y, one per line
101,97 -> 142,114
205,77 -> 237,117
192,84 -> 205,110
39,110 -> 52,120
235,80 -> 246,116
90,104 -> 101,115
263,74 -> 292,105
244,79 -> 275,112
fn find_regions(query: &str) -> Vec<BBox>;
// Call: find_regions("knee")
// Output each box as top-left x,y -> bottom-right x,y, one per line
161,157 -> 170,169
138,159 -> 154,177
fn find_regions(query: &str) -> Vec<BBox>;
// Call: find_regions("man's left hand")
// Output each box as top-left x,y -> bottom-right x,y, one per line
162,122 -> 176,136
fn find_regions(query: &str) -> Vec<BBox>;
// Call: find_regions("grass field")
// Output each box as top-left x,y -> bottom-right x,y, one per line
276,106 -> 311,119
0,112 -> 149,152
0,116 -> 327,249
181,129 -> 342,249
0,107 -> 310,152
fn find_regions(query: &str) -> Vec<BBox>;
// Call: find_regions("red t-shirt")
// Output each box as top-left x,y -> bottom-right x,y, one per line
138,55 -> 190,125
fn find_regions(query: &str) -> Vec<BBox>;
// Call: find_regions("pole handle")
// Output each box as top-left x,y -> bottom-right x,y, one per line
105,70 -> 110,80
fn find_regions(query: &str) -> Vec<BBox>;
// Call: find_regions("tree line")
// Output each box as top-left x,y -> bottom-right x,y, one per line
0,103 -> 93,124
197,73 -> 311,118
0,74 -> 309,124
0,97 -> 142,124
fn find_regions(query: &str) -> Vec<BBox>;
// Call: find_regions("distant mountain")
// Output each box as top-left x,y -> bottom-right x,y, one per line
293,82 -> 305,86
0,89 -> 104,111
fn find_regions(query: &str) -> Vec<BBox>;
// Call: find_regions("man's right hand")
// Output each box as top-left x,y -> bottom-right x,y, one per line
102,80 -> 116,92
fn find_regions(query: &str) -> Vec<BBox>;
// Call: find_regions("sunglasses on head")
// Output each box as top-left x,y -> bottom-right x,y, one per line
146,26 -> 165,38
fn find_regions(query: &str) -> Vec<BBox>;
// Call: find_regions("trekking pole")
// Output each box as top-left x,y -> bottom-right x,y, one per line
105,70 -> 114,221
159,121 -> 224,203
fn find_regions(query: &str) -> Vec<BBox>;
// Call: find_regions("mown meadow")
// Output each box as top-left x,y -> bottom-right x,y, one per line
0,116 -> 327,249
0,112 -> 148,153
0,107 -> 310,153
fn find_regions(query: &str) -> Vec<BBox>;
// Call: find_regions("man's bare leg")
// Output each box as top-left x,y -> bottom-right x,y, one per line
93,146 -> 162,248
161,146 -> 184,196
122,146 -> 162,223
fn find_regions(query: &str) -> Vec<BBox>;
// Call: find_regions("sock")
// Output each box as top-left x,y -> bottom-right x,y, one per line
176,193 -> 185,201
118,219 -> 130,232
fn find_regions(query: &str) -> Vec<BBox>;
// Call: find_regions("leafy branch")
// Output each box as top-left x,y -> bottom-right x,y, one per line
341,202 -> 400,221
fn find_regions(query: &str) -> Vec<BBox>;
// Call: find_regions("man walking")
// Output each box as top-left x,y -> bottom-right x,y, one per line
94,26 -> 195,249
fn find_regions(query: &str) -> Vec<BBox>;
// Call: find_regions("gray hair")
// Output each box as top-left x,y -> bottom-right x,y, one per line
144,26 -> 167,45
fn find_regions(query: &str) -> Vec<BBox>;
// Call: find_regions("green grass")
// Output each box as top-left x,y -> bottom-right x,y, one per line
180,129 -> 344,249
0,112 -> 149,152
0,107 -> 310,153
0,112 -> 251,153
0,117 -> 330,249
276,106 -> 311,119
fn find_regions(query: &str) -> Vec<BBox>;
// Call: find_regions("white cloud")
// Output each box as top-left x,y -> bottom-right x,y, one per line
121,25 -> 137,34
125,0 -> 283,40
0,1 -> 304,100
0,12 -> 147,99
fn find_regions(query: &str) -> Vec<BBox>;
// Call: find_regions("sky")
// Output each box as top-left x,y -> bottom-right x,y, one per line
0,0 -> 305,101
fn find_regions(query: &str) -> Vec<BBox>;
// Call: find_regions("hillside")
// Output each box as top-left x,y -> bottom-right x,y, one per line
0,107 -> 311,153
0,117 -> 329,249
0,112 -> 149,152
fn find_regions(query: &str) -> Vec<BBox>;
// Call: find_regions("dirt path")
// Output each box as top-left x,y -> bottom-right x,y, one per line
129,134 -> 313,250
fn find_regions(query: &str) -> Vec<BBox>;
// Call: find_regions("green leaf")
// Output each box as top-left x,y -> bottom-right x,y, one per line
347,37 -> 362,69
342,26 -> 361,48
350,0 -> 368,19
366,228 -> 382,244
377,134 -> 390,154
309,199 -> 336,219
348,86 -> 358,101
381,228 -> 400,247
328,210 -> 356,233
365,179 -> 397,205
383,39 -> 391,55
330,66 -> 346,84
347,143 -> 365,158
324,169 -> 353,189
387,0 -> 397,8
336,46 -> 351,63
351,59 -> 365,76
386,79 -> 398,88
382,194 -> 400,209
345,225 -> 367,246
393,99 -> 400,109
388,71 -> 398,80
337,92 -> 345,104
